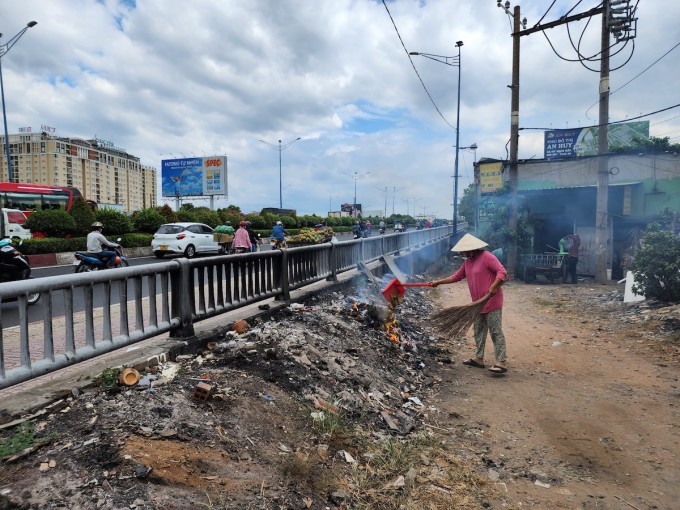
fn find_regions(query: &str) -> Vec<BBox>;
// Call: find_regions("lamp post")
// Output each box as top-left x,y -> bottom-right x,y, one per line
343,170 -> 369,217
392,186 -> 405,217
377,186 -> 388,218
259,136 -> 301,209
410,40 -> 464,235
0,21 -> 38,182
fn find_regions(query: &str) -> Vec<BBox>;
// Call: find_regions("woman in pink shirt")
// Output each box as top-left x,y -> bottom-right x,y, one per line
432,234 -> 508,374
232,221 -> 252,254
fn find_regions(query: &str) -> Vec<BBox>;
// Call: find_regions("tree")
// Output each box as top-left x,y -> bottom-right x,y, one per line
610,135 -> 680,154
458,183 -> 476,225
480,186 -> 538,255
630,225 -> 680,302
69,197 -> 97,235
157,204 -> 178,223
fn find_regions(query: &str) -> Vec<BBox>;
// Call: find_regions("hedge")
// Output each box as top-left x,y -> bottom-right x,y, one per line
19,234 -> 154,255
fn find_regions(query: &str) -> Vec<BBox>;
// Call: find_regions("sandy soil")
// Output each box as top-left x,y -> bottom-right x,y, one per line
433,278 -> 679,509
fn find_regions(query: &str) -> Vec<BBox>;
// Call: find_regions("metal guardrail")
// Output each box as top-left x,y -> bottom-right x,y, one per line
0,226 -> 453,389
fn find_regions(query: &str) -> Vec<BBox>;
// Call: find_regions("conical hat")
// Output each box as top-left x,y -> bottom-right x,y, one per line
451,233 -> 488,252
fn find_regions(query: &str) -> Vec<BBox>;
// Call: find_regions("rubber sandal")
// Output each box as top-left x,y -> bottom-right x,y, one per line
487,365 -> 508,374
462,359 -> 485,369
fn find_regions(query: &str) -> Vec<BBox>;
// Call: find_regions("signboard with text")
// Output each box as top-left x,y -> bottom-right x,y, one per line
544,121 -> 649,159
161,156 -> 227,198
479,162 -> 504,195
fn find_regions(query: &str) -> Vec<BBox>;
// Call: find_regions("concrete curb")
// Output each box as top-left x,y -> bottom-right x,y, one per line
39,247 -> 155,268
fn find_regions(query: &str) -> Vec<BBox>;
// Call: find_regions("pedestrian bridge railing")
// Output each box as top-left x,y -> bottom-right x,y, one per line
0,226 -> 453,389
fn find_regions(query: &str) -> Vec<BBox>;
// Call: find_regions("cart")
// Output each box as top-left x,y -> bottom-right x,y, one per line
213,233 -> 234,254
518,253 -> 567,283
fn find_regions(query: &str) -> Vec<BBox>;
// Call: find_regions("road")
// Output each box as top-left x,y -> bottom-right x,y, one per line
1,231 -> 364,327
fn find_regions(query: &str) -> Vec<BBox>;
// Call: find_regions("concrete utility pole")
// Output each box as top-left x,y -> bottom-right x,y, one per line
507,5 -> 521,277
595,2 -> 611,283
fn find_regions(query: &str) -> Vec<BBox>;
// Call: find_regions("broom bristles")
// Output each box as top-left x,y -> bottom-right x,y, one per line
431,294 -> 491,338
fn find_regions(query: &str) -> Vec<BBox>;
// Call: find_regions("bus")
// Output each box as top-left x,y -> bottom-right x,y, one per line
0,183 -> 97,214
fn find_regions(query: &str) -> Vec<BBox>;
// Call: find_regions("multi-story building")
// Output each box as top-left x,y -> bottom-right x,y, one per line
0,130 -> 157,213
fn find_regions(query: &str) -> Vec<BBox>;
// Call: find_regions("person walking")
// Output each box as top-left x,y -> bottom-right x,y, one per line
232,221 -> 252,253
431,233 -> 508,374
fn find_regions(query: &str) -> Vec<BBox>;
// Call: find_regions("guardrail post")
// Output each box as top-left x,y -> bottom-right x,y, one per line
326,242 -> 338,281
170,259 -> 195,338
275,248 -> 291,301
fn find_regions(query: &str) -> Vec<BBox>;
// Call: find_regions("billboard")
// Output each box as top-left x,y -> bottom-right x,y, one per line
544,121 -> 649,159
161,156 -> 227,198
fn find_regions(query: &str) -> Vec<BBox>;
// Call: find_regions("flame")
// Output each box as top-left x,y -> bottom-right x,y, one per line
384,306 -> 401,345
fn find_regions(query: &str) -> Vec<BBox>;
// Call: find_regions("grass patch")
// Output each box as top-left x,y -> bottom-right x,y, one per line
0,422 -> 37,457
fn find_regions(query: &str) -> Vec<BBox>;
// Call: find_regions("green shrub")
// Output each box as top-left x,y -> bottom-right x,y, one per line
192,208 -> 221,227
133,208 -> 166,234
176,210 -> 197,222
20,237 -> 87,255
25,210 -> 76,237
69,197 -> 97,235
630,227 -> 680,302
96,209 -> 133,235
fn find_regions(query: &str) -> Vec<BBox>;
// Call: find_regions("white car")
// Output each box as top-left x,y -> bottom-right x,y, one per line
152,222 -> 220,258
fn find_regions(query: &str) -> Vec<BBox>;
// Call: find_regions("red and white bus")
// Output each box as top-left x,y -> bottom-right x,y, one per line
0,182 -> 97,214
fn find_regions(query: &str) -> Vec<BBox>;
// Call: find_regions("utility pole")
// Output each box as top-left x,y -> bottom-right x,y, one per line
507,5 -> 521,277
595,1 -> 610,283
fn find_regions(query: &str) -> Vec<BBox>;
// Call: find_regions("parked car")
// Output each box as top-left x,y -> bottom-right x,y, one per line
152,222 -> 220,258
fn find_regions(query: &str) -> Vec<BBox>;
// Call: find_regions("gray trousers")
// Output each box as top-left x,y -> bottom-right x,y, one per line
473,308 -> 507,362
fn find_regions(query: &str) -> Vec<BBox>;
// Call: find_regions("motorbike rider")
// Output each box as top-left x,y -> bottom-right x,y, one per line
0,239 -> 30,280
379,219 -> 386,234
352,220 -> 363,239
87,222 -> 119,268
271,220 -> 289,248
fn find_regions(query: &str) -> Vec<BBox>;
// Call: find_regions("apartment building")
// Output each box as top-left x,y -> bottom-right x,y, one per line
0,131 -> 157,213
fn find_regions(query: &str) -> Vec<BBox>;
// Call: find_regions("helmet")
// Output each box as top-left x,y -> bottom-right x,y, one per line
276,221 -> 282,225
92,222 -> 104,229
239,221 -> 247,227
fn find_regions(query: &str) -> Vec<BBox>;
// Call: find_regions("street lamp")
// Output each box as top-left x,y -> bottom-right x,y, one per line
392,186 -> 405,216
343,170 -> 369,217
410,40 -> 463,234
0,21 -> 38,182
376,186 -> 388,218
259,136 -> 301,209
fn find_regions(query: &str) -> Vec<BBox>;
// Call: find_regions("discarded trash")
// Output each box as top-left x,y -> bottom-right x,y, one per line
261,394 -> 276,402
192,381 -> 214,402
118,368 -> 141,387
258,303 -> 271,310
232,319 -> 250,334
534,480 -> 551,488
290,303 -> 305,311
551,341 -> 562,347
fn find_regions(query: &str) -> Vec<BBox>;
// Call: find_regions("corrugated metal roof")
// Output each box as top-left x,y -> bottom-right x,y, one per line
520,181 -> 641,191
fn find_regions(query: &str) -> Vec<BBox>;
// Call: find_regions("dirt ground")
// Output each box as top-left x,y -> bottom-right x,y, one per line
0,262 -> 678,509
433,278 -> 679,509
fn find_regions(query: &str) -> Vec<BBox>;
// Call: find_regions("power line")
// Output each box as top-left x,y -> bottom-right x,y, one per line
522,102 -> 680,131
380,0 -> 455,131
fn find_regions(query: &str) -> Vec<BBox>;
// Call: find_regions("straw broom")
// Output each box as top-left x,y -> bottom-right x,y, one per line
431,293 -> 491,338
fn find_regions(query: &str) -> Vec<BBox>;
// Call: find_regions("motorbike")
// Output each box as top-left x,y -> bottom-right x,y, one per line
73,239 -> 129,273
379,226 -> 386,235
0,238 -> 40,305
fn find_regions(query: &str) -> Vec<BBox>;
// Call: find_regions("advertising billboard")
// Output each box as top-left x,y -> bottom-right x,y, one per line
544,121 -> 649,159
161,156 -> 227,198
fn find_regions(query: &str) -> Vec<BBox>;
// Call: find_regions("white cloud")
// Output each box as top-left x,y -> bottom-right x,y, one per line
2,0 -> 678,217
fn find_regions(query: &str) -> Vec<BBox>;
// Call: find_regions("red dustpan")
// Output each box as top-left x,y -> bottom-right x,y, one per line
382,279 -> 433,303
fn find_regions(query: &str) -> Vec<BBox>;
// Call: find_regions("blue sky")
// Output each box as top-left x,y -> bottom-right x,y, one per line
2,0 -> 678,218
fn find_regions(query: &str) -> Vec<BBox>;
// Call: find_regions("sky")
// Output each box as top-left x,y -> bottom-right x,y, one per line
2,0 -> 679,219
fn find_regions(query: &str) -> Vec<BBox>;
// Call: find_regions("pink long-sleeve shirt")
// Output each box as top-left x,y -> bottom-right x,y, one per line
450,250 -> 507,314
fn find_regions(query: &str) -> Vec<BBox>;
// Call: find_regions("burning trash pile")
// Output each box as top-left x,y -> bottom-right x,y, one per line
0,269 -> 467,510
